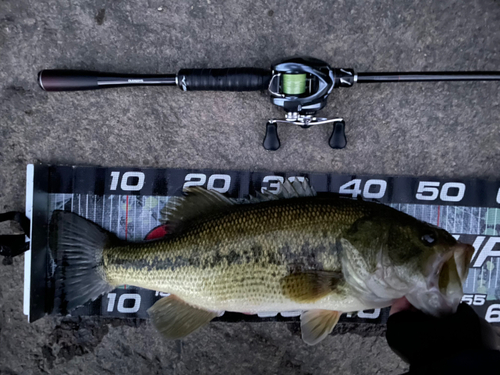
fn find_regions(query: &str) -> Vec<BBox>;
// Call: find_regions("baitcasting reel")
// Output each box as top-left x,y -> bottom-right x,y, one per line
265,57 -> 355,150
38,57 -> 500,150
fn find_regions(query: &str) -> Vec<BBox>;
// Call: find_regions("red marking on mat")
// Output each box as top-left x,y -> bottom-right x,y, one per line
145,225 -> 170,240
125,196 -> 129,239
123,196 -> 130,290
140,225 -> 170,290
437,206 -> 441,227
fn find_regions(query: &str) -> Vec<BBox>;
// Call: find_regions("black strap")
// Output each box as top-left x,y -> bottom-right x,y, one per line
0,211 -> 30,259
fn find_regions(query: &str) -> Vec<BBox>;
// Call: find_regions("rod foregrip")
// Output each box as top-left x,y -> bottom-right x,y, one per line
177,68 -> 271,91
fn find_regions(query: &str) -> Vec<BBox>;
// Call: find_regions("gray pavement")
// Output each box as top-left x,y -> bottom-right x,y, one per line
1,0 -> 500,373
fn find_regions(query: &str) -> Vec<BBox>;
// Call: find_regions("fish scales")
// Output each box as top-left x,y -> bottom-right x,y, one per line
103,197 -> 370,312
49,181 -> 475,345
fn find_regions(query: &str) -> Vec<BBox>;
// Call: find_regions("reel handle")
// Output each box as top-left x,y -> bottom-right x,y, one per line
329,121 -> 347,149
263,122 -> 280,151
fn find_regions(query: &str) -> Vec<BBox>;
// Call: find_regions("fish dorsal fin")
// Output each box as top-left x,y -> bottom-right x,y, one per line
159,179 -> 316,232
160,187 -> 234,230
279,178 -> 317,199
238,178 -> 317,204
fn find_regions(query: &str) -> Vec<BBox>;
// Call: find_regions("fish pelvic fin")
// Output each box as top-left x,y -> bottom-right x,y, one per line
300,310 -> 341,346
281,270 -> 344,303
147,295 -> 219,339
49,210 -> 115,312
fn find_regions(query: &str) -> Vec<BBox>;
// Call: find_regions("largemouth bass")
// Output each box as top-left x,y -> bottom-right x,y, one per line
50,180 -> 474,345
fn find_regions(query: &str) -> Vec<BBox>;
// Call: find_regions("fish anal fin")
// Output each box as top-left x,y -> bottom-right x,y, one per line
301,310 -> 341,345
147,295 -> 219,340
281,270 -> 344,303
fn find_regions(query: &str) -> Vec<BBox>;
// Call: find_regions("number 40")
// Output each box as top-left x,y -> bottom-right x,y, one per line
339,179 -> 387,199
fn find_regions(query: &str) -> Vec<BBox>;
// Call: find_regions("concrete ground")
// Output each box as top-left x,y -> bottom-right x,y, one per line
1,0 -> 500,374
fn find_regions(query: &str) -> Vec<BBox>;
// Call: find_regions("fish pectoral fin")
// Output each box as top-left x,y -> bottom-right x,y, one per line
147,295 -> 219,340
300,310 -> 341,346
281,270 -> 344,303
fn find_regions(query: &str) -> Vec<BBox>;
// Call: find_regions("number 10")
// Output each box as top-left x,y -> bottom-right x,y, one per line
110,171 -> 145,191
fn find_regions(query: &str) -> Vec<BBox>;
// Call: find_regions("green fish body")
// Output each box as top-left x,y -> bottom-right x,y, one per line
50,181 -> 474,345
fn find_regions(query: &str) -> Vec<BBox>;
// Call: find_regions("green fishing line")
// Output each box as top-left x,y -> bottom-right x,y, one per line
282,74 -> 306,95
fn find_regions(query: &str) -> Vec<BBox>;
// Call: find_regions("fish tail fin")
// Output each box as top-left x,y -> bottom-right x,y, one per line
50,210 -> 114,311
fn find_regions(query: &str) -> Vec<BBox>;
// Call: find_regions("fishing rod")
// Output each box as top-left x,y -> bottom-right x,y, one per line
38,57 -> 500,150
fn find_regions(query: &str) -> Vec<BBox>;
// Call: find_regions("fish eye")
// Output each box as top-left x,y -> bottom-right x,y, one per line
421,233 -> 436,246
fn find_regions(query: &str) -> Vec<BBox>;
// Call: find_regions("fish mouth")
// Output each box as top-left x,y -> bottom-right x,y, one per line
406,242 -> 474,317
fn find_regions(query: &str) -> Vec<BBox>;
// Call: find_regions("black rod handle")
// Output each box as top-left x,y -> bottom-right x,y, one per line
38,70 -> 177,91
357,71 -> 500,83
178,68 -> 271,91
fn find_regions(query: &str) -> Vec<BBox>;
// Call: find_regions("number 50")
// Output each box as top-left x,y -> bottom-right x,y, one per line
416,181 -> 465,202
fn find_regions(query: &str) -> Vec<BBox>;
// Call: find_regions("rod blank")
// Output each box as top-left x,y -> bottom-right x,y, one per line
357,71 -> 500,83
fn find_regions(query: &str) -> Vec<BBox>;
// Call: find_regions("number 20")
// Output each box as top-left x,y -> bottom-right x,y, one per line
183,173 -> 231,193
